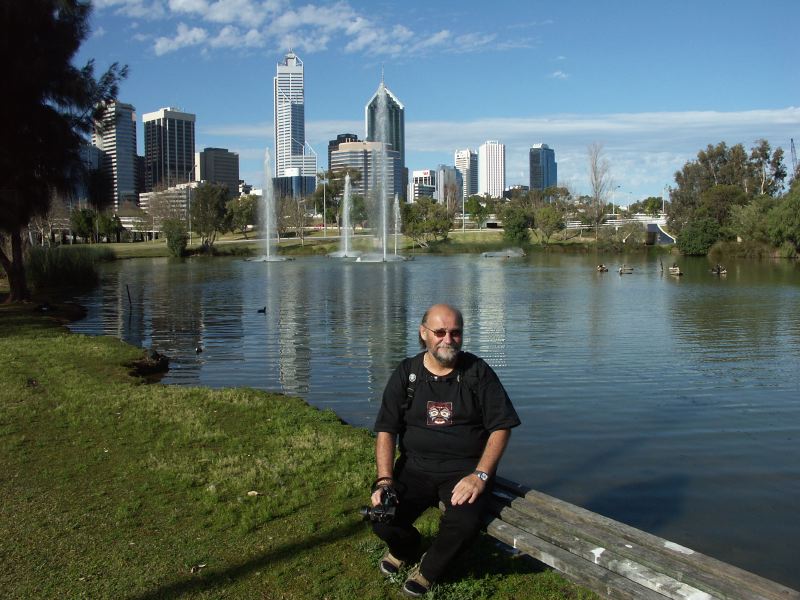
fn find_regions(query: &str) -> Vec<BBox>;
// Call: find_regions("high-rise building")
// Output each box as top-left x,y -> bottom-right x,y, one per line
478,140 -> 505,199
365,80 -> 405,199
274,51 -> 317,180
330,141 -> 401,202
410,169 -> 436,201
195,147 -> 240,199
454,149 -> 478,200
529,143 -> 558,191
92,101 -> 138,210
435,165 -> 463,210
142,107 -> 196,192
328,133 -> 358,171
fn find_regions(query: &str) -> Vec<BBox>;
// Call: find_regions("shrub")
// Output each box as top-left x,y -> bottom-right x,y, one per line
677,218 -> 720,255
161,219 -> 188,257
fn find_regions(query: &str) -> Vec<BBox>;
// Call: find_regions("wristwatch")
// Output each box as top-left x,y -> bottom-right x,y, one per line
473,470 -> 489,482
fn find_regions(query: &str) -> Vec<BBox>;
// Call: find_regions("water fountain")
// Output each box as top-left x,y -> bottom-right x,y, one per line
327,173 -> 360,258
249,148 -> 289,262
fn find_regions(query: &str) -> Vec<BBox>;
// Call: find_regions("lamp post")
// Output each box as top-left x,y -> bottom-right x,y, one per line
323,177 -> 327,238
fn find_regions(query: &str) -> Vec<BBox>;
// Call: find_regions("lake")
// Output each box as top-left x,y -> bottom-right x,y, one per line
68,251 -> 800,589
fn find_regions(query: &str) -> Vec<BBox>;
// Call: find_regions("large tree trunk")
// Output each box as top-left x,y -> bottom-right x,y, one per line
0,230 -> 30,303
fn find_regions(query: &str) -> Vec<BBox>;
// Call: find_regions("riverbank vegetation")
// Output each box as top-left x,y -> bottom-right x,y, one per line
0,306 -> 595,599
670,141 -> 799,257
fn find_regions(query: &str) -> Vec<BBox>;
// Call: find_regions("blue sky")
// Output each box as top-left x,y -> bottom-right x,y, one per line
81,0 -> 799,203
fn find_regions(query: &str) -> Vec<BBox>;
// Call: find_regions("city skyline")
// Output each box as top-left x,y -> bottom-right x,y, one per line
82,0 -> 799,203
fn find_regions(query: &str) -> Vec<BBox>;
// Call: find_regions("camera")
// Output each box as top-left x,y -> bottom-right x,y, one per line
360,485 -> 398,523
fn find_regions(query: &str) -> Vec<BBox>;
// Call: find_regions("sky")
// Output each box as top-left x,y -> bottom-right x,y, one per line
80,0 -> 800,204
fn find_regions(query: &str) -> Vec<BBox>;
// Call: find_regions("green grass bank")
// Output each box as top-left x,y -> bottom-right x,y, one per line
0,305 -> 595,599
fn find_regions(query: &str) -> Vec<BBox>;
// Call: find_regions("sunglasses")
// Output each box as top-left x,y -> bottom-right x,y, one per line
422,325 -> 463,338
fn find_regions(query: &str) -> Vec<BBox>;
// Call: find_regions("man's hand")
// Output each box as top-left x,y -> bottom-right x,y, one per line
450,473 -> 486,505
371,487 -> 384,507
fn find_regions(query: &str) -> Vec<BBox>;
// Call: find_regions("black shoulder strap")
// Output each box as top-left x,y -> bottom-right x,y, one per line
402,352 -> 426,413
457,353 -> 481,396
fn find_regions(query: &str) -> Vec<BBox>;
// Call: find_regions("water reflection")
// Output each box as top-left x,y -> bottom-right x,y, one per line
69,253 -> 800,589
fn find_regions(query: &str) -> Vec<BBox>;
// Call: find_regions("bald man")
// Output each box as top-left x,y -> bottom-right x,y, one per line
370,303 -> 520,597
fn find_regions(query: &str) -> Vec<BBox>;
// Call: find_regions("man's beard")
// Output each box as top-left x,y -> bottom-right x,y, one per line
432,343 -> 460,367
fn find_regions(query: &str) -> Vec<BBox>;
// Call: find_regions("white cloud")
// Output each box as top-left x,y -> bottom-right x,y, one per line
95,0 -> 167,19
96,0 -> 522,58
154,22 -> 208,55
168,0 -> 208,13
550,70 -> 569,80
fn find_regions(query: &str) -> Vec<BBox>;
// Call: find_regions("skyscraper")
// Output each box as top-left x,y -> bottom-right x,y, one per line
330,141 -> 400,202
435,165 -> 463,211
529,143 -> 558,191
274,51 -> 317,179
195,147 -> 240,199
328,133 -> 358,171
410,169 -> 436,201
142,107 -> 196,192
92,100 -> 138,209
365,80 -> 405,199
454,149 -> 478,199
478,140 -> 505,199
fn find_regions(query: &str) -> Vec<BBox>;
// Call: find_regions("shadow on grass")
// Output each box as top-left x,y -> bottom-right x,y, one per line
127,520 -> 364,600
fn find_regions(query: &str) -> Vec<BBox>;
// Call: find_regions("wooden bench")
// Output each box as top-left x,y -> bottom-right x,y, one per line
485,477 -> 800,600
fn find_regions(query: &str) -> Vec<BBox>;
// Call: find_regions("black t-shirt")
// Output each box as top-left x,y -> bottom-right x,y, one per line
374,351 -> 521,473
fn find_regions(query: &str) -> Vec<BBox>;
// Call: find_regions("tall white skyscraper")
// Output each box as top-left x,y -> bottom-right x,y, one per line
274,51 -> 316,178
92,100 -> 138,210
454,149 -> 477,199
478,140 -> 505,198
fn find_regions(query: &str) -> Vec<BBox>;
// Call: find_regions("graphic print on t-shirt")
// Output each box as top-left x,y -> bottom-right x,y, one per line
427,401 -> 453,426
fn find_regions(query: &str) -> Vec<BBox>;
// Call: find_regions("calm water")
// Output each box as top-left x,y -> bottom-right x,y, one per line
69,252 -> 800,589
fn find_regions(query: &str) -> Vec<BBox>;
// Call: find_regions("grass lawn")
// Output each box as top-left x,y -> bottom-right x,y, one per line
0,304 -> 596,599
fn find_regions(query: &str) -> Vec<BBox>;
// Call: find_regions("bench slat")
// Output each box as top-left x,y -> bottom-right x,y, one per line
486,517 -> 668,600
492,500 -> 717,600
492,478 -> 799,600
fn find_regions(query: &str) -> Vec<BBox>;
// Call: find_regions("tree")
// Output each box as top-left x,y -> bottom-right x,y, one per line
96,211 -> 122,242
677,218 -> 721,256
161,218 -> 188,257
750,139 -> 787,197
766,187 -> 800,251
696,184 -> 749,238
280,195 -> 308,245
587,143 -> 612,240
729,197 -> 773,243
669,140 -> 788,236
641,196 -> 663,216
534,205 -> 564,244
227,194 -> 258,238
0,0 -> 126,302
312,168 -> 363,229
348,194 -> 368,229
464,195 -> 490,229
191,183 -> 229,251
401,197 -> 452,247
70,208 -> 95,242
499,202 -> 532,246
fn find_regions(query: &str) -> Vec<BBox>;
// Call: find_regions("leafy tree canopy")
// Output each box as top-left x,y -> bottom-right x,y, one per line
191,183 -> 229,251
0,0 -> 126,301
401,197 -> 452,247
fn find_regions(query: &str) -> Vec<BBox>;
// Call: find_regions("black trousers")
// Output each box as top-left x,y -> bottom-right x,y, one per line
371,462 -> 489,582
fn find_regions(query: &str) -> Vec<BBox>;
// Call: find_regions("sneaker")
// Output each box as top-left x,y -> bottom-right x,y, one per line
379,551 -> 404,576
402,566 -> 432,597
